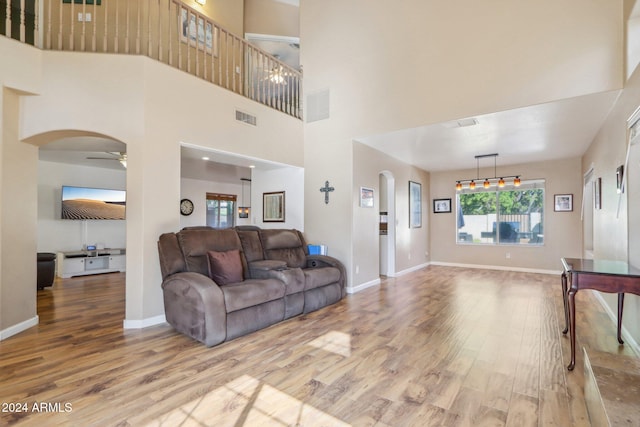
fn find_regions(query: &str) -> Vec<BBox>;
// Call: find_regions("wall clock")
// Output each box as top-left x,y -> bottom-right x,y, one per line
180,198 -> 194,216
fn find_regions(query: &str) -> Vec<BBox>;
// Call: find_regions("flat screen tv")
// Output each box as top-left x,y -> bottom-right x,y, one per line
61,186 -> 126,220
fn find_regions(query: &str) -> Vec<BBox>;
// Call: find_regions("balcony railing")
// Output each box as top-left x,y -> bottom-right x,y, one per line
1,0 -> 302,119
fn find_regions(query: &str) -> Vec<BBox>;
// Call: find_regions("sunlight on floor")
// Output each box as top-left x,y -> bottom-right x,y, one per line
146,374 -> 350,427
306,330 -> 351,357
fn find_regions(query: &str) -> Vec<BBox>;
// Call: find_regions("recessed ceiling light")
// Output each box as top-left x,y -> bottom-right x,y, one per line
202,156 -> 210,161
249,165 -> 256,168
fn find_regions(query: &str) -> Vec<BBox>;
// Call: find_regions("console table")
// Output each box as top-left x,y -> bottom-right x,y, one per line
560,257 -> 640,370
57,248 -> 126,278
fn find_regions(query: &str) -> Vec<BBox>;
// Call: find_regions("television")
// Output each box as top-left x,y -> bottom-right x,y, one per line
61,186 -> 126,220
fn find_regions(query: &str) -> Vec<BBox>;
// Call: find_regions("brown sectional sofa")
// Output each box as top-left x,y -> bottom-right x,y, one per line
157,226 -> 346,346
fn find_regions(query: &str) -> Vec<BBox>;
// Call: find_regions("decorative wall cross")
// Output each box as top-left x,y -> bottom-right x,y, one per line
319,180 -> 335,204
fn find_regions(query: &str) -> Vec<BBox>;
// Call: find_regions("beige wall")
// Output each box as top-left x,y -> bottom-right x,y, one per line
430,158 -> 583,272
244,0 -> 299,37
1,39 -> 303,333
0,39 -> 43,337
582,61 -> 640,348
352,142 -> 429,289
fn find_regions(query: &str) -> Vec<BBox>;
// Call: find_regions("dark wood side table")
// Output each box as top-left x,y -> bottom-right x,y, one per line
561,257 -> 640,370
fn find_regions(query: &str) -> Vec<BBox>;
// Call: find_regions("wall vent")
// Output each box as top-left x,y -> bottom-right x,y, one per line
305,89 -> 330,123
236,110 -> 257,126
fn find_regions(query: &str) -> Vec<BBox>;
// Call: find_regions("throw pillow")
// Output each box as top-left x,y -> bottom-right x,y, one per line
207,249 -> 243,285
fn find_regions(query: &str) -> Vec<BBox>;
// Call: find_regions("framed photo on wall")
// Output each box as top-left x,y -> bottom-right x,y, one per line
554,194 -> 573,212
263,191 -> 285,222
409,181 -> 422,228
360,187 -> 374,208
180,9 -> 218,56
433,198 -> 452,213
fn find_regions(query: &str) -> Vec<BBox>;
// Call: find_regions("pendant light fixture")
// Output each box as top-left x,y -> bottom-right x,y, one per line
238,178 -> 251,218
455,154 -> 521,191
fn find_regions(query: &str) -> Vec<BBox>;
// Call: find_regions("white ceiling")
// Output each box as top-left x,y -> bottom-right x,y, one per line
39,89 -> 621,179
356,90 -> 621,173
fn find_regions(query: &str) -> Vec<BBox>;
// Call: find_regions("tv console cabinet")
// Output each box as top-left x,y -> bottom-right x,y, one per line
56,249 -> 126,278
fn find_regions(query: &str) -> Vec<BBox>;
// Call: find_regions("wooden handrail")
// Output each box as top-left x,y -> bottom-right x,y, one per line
1,0 -> 302,119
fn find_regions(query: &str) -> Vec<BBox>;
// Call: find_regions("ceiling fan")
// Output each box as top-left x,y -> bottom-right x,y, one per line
264,64 -> 294,85
86,152 -> 127,168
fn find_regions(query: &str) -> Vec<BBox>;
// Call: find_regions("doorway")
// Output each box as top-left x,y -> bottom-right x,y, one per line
379,171 -> 396,276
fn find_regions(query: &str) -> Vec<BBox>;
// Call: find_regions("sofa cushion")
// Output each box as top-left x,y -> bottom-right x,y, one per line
207,249 -> 244,285
220,279 -> 286,313
178,228 -> 246,276
303,267 -> 341,290
260,229 -> 307,268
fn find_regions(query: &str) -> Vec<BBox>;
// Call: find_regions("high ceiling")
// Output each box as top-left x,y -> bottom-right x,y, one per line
357,90 -> 621,173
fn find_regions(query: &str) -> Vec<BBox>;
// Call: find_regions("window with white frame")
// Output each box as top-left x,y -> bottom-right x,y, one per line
456,180 -> 544,245
206,193 -> 236,229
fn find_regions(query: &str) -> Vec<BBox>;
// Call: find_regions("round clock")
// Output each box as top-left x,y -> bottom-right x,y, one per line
180,199 -> 194,216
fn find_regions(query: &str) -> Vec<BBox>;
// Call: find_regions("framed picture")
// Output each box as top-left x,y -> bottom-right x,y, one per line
263,191 -> 285,222
554,194 -> 573,212
180,9 -> 218,56
360,187 -> 374,208
594,177 -> 602,209
409,181 -> 422,228
433,198 -> 452,213
616,164 -> 624,194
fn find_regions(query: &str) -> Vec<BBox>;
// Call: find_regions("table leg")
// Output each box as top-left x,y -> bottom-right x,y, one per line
617,293 -> 625,345
568,288 -> 577,371
561,272 -> 569,335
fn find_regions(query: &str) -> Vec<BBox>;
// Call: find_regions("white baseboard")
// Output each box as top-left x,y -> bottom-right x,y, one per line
392,262 -> 430,277
592,292 -> 640,357
429,261 -> 559,275
0,315 -> 39,341
123,314 -> 167,329
347,278 -> 381,294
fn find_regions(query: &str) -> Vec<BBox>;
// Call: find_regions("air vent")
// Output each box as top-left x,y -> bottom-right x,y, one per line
306,89 -> 330,123
236,110 -> 257,126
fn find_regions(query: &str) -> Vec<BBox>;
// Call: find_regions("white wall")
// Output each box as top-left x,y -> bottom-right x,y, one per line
38,161 -> 126,252
251,166 -> 304,230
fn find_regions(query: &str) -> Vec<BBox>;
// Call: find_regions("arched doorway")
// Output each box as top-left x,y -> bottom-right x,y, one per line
379,171 -> 396,276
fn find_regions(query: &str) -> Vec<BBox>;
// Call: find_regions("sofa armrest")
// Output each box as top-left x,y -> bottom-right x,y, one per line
161,272 -> 227,347
306,255 -> 347,297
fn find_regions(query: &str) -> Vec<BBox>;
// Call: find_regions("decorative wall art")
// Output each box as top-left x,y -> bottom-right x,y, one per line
433,198 -> 452,213
554,194 -> 573,212
180,9 -> 217,56
360,187 -> 374,208
409,181 -> 422,228
263,191 -> 285,222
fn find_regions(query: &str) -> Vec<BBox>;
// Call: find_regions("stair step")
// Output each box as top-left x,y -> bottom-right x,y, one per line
583,348 -> 640,426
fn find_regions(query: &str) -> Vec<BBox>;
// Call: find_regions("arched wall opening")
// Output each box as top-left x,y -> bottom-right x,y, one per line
28,130 -> 127,320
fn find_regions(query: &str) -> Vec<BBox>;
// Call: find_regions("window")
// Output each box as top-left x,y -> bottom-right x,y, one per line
206,193 -> 236,229
456,180 -> 544,245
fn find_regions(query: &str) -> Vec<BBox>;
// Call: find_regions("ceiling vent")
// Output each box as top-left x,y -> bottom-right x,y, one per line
442,118 -> 479,129
236,110 -> 257,126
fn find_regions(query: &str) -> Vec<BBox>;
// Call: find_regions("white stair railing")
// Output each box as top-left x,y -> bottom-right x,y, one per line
1,0 -> 302,119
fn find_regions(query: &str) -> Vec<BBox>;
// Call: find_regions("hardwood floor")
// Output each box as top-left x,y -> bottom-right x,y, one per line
0,266 -> 637,426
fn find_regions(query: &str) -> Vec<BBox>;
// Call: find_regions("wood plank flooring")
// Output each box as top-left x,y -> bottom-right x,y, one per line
0,266 -> 637,426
